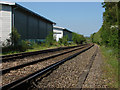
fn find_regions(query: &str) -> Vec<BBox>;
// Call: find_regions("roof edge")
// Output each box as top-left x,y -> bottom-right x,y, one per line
0,1 -> 15,5
53,26 -> 65,30
15,3 -> 56,24
54,26 -> 73,33
0,1 -> 56,24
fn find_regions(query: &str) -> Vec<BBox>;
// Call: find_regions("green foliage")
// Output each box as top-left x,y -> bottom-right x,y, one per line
17,40 -> 30,52
108,28 -> 118,47
2,28 -> 21,47
72,32 -> 86,44
85,36 -> 91,43
90,33 -> 95,43
58,35 -> 69,46
45,32 -> 56,46
10,28 -> 21,46
90,28 -> 102,45
2,28 -> 30,53
90,2 -> 119,49
100,46 -> 118,88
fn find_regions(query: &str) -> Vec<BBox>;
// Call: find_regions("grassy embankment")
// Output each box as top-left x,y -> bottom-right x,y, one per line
100,46 -> 118,88
26,44 -> 76,53
1,43 -> 77,55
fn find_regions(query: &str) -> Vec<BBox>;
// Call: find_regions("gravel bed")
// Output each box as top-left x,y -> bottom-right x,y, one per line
2,46 -> 88,86
2,46 -> 83,70
82,45 -> 108,88
29,45 -> 97,88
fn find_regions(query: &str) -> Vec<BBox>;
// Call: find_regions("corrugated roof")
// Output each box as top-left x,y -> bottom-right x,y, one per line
53,26 -> 65,30
0,1 -> 56,24
0,1 -> 15,5
53,26 -> 73,33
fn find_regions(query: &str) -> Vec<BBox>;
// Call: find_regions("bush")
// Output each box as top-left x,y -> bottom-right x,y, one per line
2,28 -> 30,53
10,28 -> 21,46
2,46 -> 13,53
2,40 -> 30,53
72,33 -> 86,44
17,40 -> 29,52
45,32 -> 56,47
58,35 -> 68,46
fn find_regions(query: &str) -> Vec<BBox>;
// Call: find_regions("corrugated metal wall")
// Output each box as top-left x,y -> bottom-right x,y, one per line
47,23 -> 53,35
39,20 -> 47,39
63,30 -> 72,41
14,8 -> 53,41
14,9 -> 27,39
27,15 -> 38,39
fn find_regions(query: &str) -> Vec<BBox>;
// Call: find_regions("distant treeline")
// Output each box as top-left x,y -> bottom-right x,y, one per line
90,2 -> 120,49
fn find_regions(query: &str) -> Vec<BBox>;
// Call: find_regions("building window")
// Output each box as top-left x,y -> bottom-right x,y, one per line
54,32 -> 61,34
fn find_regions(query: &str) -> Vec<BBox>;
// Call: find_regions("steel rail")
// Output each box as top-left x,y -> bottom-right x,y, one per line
1,45 -> 86,75
1,44 -> 94,90
76,46 -> 98,89
1,44 -> 87,63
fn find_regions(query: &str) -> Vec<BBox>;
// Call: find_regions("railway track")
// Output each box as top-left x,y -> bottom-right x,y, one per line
1,45 -> 86,74
77,46 -> 98,89
1,45 -> 86,70
1,44 -> 94,90
1,45 -> 84,63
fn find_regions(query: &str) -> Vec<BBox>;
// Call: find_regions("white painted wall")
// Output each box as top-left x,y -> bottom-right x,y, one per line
53,29 -> 63,41
0,4 -> 12,45
0,4 -> 2,46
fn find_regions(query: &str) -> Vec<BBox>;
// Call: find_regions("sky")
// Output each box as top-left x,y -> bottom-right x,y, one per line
17,2 -> 105,37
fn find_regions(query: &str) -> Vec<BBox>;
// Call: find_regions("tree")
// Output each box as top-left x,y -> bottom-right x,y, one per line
58,35 -> 68,46
92,2 -> 120,48
90,33 -> 95,43
45,32 -> 56,46
10,28 -> 20,46
72,33 -> 86,44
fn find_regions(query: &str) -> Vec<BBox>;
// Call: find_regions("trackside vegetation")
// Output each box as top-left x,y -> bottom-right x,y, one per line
100,46 -> 118,88
2,28 -> 30,53
90,2 -> 119,48
90,2 -> 120,88
58,35 -> 69,46
45,32 -> 56,46
2,30 -> 86,55
72,32 -> 86,45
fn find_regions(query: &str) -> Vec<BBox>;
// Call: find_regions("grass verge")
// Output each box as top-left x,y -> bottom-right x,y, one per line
1,44 -> 77,55
100,45 -> 118,88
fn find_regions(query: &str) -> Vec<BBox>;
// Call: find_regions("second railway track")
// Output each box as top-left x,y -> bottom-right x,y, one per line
1,44 -> 94,89
1,45 -> 84,62
1,45 -> 87,74
1,44 -> 86,70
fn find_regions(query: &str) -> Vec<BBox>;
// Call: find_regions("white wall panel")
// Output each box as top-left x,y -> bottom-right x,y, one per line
0,4 -> 2,45
53,29 -> 63,41
1,4 -> 12,44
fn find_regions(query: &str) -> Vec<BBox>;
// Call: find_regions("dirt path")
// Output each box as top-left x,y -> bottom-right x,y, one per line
82,45 -> 108,88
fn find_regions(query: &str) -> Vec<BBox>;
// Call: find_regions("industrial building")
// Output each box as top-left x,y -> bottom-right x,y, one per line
53,26 -> 73,42
0,2 -> 55,44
